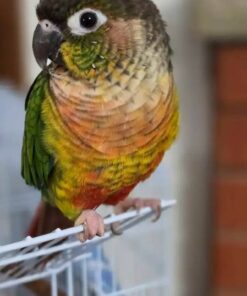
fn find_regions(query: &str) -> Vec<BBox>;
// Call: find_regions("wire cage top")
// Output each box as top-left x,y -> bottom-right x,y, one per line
0,200 -> 175,296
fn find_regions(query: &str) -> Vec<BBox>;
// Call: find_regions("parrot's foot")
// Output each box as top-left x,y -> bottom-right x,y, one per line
75,210 -> 105,243
111,198 -> 162,235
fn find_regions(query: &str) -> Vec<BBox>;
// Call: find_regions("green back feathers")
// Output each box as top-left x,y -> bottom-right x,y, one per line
21,72 -> 54,190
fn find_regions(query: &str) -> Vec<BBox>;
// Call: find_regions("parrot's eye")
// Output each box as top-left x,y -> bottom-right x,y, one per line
68,8 -> 107,36
80,12 -> 97,29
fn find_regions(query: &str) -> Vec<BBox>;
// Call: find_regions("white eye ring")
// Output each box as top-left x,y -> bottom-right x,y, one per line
67,8 -> 108,36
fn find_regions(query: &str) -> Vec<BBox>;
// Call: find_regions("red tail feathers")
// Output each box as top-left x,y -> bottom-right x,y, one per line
28,202 -> 73,237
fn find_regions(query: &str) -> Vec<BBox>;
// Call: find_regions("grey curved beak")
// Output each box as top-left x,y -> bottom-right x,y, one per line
32,24 -> 64,69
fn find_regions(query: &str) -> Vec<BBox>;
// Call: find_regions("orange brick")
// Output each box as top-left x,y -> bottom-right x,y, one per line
216,113 -> 247,168
214,242 -> 247,289
215,288 -> 247,296
215,45 -> 247,105
214,175 -> 247,231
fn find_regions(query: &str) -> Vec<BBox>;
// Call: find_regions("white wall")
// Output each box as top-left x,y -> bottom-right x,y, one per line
156,0 -> 211,295
18,0 -> 40,88
19,1 -> 211,295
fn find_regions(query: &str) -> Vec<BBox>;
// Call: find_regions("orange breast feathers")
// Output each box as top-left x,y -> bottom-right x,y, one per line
42,67 -> 179,219
49,68 -> 178,157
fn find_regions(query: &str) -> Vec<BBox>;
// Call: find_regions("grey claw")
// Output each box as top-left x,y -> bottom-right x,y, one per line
152,205 -> 162,222
111,222 -> 123,235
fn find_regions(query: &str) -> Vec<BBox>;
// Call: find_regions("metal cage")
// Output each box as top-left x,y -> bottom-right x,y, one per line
0,200 -> 175,296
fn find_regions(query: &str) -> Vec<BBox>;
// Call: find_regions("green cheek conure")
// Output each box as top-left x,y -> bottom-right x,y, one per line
22,0 -> 179,241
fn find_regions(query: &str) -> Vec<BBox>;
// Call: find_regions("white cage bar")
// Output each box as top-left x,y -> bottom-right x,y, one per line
0,200 -> 176,296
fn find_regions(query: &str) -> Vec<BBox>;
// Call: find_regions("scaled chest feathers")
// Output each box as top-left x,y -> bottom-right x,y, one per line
43,55 -> 177,163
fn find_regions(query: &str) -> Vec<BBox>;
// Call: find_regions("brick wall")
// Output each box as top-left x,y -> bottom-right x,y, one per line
213,44 -> 247,295
0,0 -> 21,86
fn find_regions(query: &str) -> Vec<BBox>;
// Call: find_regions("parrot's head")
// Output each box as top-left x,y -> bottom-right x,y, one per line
33,0 -> 170,78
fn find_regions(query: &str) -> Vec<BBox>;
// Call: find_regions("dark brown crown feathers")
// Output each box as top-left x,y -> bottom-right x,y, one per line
37,0 -> 162,26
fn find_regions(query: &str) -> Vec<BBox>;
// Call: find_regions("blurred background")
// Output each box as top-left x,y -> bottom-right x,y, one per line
0,0 -> 246,295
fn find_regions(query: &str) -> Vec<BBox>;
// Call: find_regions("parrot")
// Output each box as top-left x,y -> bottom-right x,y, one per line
21,0 -> 179,242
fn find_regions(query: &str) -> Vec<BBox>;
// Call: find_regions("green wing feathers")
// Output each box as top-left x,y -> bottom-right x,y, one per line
21,72 -> 54,190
